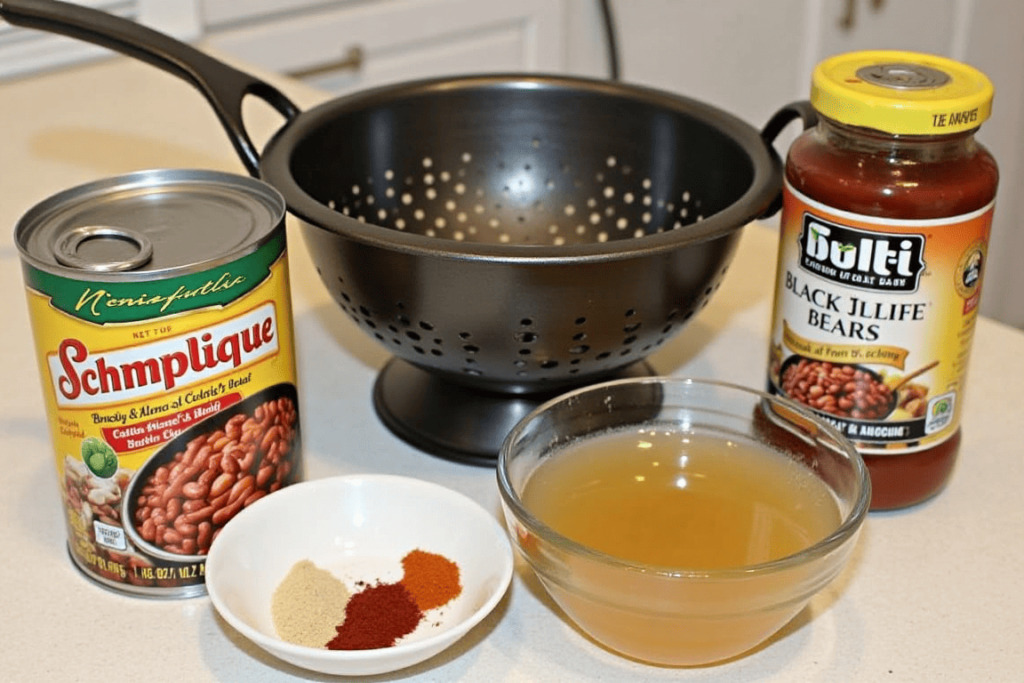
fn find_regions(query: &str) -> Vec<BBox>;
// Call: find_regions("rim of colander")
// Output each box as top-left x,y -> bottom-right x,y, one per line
495,376 -> 872,580
261,73 -> 782,263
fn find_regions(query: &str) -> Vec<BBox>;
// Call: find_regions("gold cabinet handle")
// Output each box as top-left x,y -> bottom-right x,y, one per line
286,45 -> 364,79
840,0 -> 886,30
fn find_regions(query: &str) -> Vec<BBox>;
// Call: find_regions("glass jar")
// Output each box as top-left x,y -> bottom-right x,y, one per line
766,51 -> 998,510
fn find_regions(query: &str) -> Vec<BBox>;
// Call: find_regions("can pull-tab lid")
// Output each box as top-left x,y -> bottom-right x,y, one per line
53,225 -> 154,272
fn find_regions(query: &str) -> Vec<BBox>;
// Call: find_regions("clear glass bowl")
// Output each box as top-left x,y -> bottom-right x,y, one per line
497,377 -> 870,666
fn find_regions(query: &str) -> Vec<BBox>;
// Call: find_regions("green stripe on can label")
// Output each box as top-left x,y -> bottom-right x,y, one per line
23,231 -> 285,325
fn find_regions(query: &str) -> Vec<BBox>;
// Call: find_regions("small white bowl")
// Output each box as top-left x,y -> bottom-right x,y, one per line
205,474 -> 514,676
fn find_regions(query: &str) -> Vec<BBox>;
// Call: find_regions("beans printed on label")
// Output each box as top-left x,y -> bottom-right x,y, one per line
133,396 -> 298,556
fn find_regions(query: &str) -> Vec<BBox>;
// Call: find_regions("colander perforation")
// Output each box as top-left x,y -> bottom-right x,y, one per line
324,139 -> 708,247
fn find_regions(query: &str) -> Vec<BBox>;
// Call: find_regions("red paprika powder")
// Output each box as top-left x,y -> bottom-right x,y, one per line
327,583 -> 422,650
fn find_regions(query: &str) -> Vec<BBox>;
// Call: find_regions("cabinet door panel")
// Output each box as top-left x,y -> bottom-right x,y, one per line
303,23 -> 528,93
202,0 -> 566,94
814,0 -> 961,58
202,0 -> 340,27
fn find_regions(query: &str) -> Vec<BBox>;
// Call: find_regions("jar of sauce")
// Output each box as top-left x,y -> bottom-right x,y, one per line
766,51 -> 998,510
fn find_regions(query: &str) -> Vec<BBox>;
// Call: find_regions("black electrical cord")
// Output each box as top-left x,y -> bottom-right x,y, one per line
598,0 -> 620,80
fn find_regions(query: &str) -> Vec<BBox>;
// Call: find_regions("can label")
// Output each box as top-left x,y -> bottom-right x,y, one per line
767,181 -> 993,454
23,227 -> 300,595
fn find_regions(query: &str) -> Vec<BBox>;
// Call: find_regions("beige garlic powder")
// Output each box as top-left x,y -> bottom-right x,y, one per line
271,559 -> 351,648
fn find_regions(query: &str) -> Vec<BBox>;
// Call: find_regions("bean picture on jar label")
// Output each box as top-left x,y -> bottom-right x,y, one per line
779,357 -> 896,420
777,354 -> 940,421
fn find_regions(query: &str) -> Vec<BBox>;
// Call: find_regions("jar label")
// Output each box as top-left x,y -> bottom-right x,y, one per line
767,181 -> 993,455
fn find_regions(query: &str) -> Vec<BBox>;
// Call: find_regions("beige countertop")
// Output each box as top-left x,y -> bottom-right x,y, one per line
2,53 -> 1023,682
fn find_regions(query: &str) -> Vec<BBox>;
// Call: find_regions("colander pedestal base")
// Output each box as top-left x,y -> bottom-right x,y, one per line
372,358 -> 654,466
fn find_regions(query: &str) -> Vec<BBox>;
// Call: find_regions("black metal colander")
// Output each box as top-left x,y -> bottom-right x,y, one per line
271,76 -> 785,462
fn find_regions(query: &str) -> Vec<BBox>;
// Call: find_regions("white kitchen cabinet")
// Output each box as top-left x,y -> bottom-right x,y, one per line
199,0 -> 569,94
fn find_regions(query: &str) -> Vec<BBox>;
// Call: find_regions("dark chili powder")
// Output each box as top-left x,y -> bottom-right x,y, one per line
326,582 -> 422,650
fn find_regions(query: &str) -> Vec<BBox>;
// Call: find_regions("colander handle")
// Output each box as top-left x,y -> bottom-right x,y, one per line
762,101 -> 818,144
759,101 -> 818,217
0,0 -> 300,177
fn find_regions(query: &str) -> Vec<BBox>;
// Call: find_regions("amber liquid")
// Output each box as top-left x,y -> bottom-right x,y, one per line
523,428 -> 841,570
518,427 -> 844,665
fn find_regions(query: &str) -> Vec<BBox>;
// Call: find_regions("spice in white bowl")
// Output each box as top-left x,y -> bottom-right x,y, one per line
271,560 -> 351,648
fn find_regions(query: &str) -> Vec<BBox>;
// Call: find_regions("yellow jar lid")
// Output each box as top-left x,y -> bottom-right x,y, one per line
811,50 -> 993,135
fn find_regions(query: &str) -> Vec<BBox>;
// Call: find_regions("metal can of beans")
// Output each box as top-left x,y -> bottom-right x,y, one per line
15,169 -> 302,597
